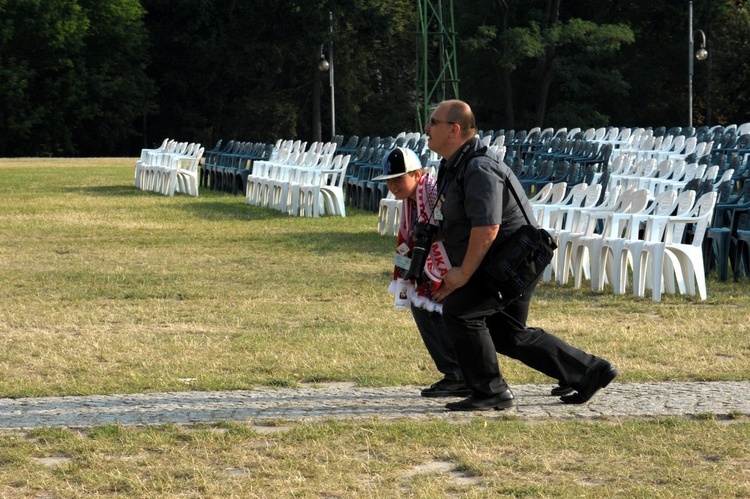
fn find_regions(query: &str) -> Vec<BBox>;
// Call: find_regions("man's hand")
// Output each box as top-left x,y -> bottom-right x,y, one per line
432,267 -> 470,302
432,224 -> 499,301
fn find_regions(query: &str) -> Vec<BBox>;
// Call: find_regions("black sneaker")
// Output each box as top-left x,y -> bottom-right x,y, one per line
420,378 -> 472,398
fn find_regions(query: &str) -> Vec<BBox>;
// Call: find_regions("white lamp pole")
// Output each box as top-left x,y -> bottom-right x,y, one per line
689,0 -> 708,127
689,0 -> 695,127
328,11 -> 335,138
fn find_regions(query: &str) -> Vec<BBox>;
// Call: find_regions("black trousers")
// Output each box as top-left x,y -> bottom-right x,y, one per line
410,305 -> 463,382
441,273 -> 601,398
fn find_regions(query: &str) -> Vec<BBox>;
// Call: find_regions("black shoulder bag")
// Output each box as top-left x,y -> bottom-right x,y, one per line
482,181 -> 557,301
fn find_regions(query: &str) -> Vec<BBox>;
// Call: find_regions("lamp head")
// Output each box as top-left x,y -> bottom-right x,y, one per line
318,55 -> 330,71
695,48 -> 708,61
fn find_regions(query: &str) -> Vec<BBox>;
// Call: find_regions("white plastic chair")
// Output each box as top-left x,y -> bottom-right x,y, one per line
175,146 -> 205,196
618,190 -> 697,298
533,183 -> 587,229
543,183 -> 602,282
554,184 -> 624,285
568,189 -> 651,291
319,159 -> 350,217
531,182 -> 567,208
635,191 -> 717,301
378,191 -> 402,236
598,189 -> 679,294
299,156 -> 350,217
134,138 -> 169,189
160,144 -> 202,196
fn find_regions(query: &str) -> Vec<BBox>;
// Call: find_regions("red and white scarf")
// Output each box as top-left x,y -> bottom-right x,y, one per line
387,174 -> 452,313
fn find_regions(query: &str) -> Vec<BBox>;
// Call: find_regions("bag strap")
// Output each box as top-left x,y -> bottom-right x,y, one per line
505,179 -> 534,226
462,144 -> 535,227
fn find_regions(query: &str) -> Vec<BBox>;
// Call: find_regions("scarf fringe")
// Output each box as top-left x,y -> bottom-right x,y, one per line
387,279 -> 444,314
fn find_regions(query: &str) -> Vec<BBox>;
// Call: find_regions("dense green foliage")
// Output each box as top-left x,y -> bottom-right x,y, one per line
0,0 -> 748,157
0,0 -> 153,156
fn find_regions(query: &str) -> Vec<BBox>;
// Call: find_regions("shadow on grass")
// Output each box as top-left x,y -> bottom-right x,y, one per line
184,201 -> 290,221
182,201 -> 391,253
70,185 -> 144,197
70,183 -> 390,252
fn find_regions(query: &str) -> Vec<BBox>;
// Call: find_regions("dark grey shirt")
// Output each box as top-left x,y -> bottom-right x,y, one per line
437,139 -> 534,266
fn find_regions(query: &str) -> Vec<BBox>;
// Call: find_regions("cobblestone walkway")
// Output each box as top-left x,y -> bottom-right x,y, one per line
1,382 -> 748,430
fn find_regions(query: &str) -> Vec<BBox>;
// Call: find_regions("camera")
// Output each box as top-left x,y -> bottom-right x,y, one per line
403,222 -> 438,281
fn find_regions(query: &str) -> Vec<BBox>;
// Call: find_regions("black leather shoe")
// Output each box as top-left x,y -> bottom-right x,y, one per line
560,362 -> 619,405
421,378 -> 471,398
445,389 -> 514,411
550,384 -> 575,396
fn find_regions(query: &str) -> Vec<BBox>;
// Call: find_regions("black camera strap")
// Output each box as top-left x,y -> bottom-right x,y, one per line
432,138 -> 482,223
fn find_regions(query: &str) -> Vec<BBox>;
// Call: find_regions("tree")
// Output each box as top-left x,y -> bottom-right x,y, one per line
704,0 -> 750,126
0,0 -> 152,156
140,0 -> 417,149
75,0 -> 155,155
0,0 -> 88,155
457,0 -> 633,130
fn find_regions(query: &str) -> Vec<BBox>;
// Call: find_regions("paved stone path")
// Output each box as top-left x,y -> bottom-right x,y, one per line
0,382 -> 748,430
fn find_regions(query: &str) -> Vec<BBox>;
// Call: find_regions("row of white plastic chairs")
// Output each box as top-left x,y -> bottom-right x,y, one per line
244,140 -> 351,217
134,139 -> 205,196
612,131 -> 713,165
607,156 -> 730,198
532,177 -> 723,301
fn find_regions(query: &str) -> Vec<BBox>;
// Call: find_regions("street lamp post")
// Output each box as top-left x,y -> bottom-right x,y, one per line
327,11 -> 335,138
689,0 -> 708,127
313,12 -> 335,142
313,49 -> 329,143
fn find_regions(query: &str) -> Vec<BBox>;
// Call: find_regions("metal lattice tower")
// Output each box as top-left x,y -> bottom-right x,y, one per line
416,0 -> 460,130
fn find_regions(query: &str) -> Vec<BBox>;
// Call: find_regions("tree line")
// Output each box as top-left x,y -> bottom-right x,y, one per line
0,0 -> 747,157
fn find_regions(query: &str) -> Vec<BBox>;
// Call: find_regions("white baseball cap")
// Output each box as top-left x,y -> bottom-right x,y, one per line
372,147 -> 423,181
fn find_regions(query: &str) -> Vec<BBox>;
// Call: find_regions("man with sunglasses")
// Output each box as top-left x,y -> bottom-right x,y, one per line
426,99 -> 618,411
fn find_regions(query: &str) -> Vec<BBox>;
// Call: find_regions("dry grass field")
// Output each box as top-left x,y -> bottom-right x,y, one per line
0,158 -> 748,497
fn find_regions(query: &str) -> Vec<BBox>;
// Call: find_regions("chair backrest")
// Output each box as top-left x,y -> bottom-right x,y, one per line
551,161 -> 570,182
669,160 -> 687,181
324,158 -> 350,189
662,135 -> 677,151
654,159 -> 674,179
548,182 -> 568,204
581,184 -> 603,208
557,182 -> 588,206
681,162 -> 704,182
610,188 -> 648,214
669,135 -> 686,154
674,189 -> 697,216
650,189 -> 679,216
513,129 -> 527,145
667,191 -> 718,246
529,182 -> 554,204
703,164 -> 720,182
617,127 -> 632,143
594,184 -> 623,211
681,136 -> 698,156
